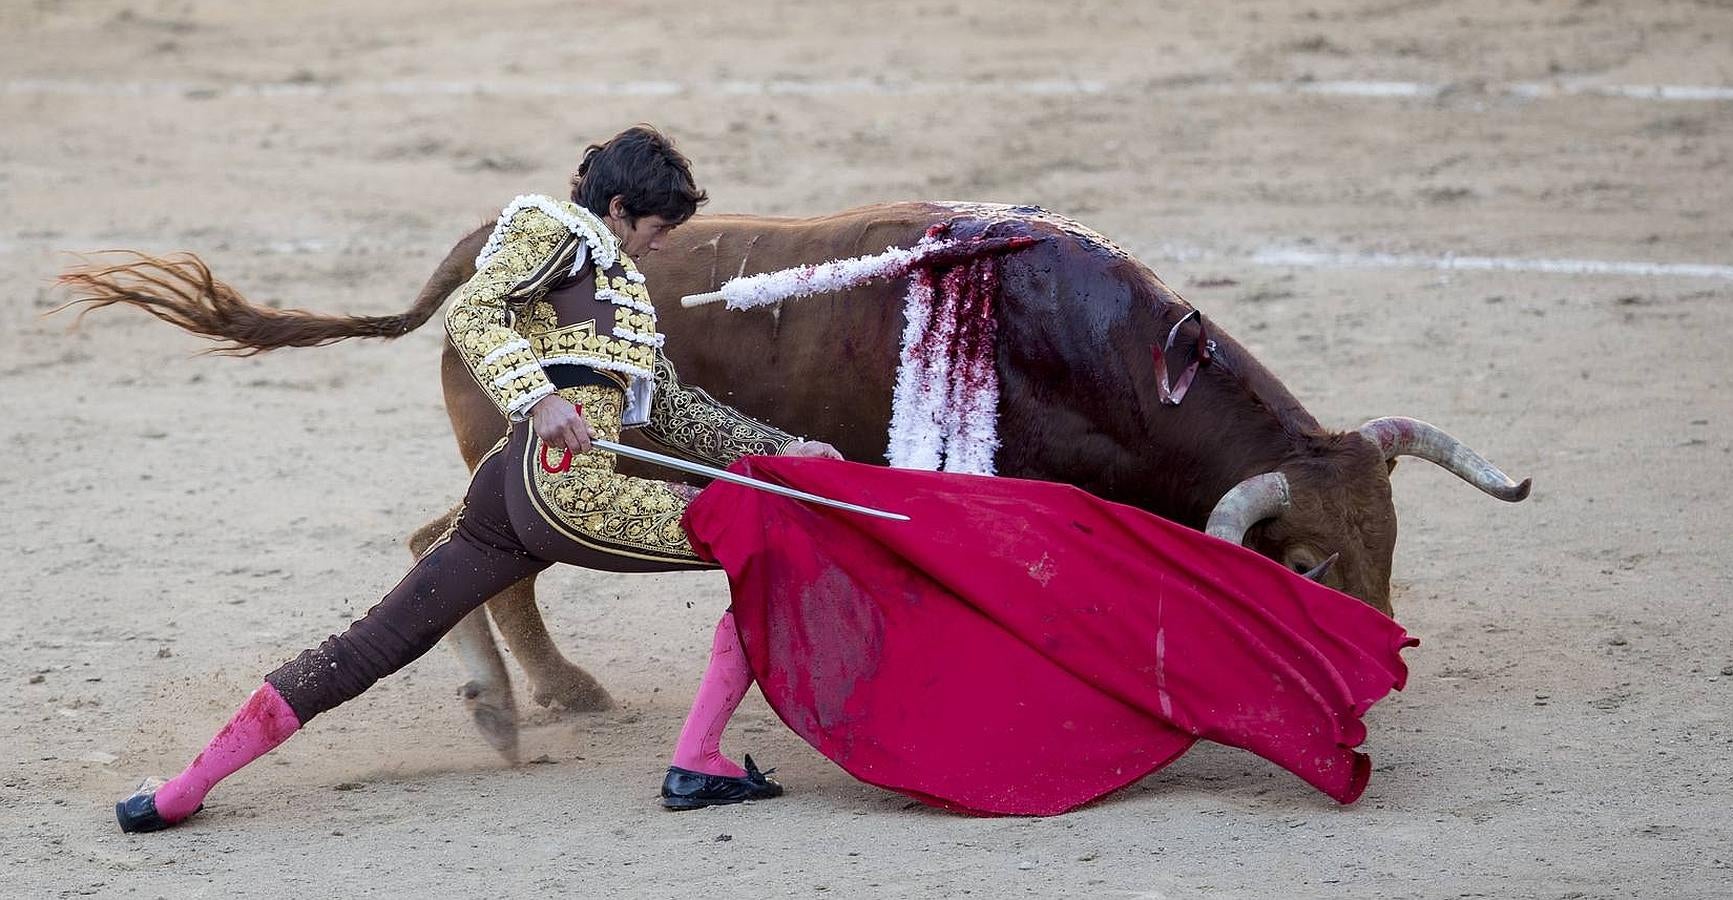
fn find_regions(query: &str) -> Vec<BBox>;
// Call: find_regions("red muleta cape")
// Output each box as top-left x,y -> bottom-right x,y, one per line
682,457 -> 1416,816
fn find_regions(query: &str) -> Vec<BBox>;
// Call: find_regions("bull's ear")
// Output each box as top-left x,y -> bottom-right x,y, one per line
1386,458 -> 1399,475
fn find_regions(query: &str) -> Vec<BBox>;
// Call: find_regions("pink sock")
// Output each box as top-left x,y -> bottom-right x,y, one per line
670,612 -> 754,778
153,683 -> 302,822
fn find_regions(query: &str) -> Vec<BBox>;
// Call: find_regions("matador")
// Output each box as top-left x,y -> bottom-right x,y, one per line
116,126 -> 837,832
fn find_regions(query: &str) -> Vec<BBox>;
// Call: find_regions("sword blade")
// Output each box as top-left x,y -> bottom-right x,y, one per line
592,439 -> 910,521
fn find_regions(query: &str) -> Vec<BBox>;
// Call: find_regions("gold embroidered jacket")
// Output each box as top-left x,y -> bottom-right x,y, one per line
446,195 -> 795,466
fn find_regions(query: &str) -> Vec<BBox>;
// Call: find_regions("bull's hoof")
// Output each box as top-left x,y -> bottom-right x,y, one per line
458,679 -> 520,763
528,662 -> 616,713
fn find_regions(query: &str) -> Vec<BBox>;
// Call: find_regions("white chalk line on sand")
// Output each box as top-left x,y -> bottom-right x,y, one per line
14,235 -> 1730,282
0,77 -> 1109,98
1247,248 -> 1733,281
4,77 -> 1731,102
1243,80 -> 1733,102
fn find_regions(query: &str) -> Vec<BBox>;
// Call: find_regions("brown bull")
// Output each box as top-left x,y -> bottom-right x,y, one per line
61,201 -> 1530,756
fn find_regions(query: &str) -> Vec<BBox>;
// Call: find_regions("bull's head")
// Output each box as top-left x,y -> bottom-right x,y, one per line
1203,417 -> 1532,615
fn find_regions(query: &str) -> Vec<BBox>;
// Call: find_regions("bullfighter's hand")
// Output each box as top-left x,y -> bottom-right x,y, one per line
531,395 -> 595,454
782,439 -> 843,460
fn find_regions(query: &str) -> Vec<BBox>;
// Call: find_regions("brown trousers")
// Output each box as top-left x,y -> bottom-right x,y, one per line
266,386 -> 712,724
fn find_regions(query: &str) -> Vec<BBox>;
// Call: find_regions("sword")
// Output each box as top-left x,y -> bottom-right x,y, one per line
542,438 -> 910,522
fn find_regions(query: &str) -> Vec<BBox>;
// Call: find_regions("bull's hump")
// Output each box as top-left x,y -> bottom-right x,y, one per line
933,201 -> 1135,265
689,201 -> 950,232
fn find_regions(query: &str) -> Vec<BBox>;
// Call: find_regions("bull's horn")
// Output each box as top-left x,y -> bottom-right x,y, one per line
1205,472 -> 1291,545
1358,416 -> 1532,502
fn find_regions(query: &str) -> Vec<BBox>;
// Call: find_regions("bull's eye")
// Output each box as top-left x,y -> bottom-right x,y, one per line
1289,553 -> 1341,582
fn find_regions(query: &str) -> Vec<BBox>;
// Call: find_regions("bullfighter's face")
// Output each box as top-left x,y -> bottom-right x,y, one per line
617,214 -> 679,260
604,196 -> 681,261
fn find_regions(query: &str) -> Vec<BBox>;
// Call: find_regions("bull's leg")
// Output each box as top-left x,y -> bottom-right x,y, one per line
410,506 -> 521,759
447,610 -> 520,761
436,342 -> 611,726
485,581 -> 616,712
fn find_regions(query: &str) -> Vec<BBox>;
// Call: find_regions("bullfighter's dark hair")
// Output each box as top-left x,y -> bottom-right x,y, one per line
571,125 -> 708,225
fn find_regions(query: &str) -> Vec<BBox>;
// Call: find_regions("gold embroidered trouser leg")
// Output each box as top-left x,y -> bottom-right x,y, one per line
508,383 -> 713,570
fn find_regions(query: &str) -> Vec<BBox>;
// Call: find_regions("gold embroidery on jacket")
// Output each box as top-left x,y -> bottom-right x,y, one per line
519,298 -> 560,335
529,321 -> 657,373
445,207 -> 576,419
446,197 -> 662,421
639,353 -> 796,467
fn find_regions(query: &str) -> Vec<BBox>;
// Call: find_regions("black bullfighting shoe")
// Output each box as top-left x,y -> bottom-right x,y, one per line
660,755 -> 785,810
115,777 -> 197,833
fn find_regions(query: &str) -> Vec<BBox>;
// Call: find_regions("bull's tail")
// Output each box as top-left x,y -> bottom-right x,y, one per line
54,238 -> 478,355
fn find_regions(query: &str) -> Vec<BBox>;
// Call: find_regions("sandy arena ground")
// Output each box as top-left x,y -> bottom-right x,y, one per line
2,1 -> 1731,897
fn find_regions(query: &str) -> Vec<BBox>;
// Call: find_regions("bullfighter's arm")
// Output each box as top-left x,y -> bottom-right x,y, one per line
444,207 -> 579,421
639,350 -> 797,467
